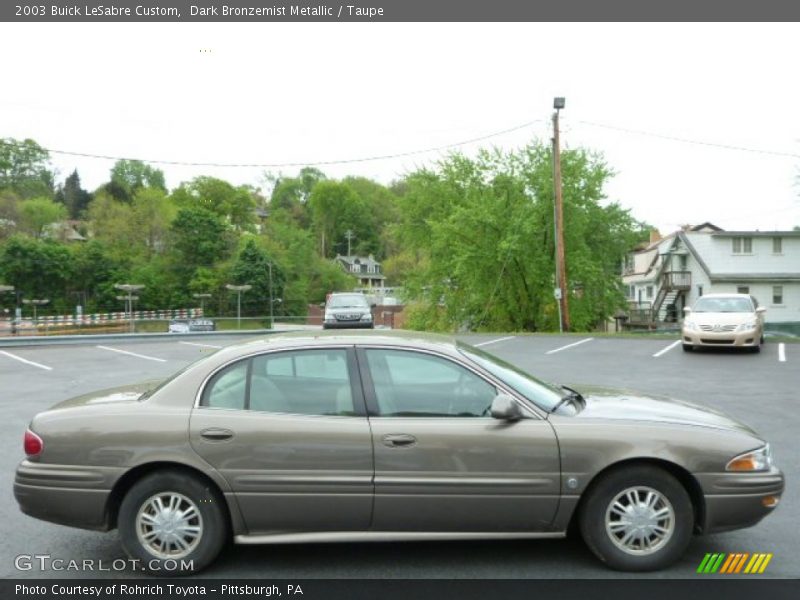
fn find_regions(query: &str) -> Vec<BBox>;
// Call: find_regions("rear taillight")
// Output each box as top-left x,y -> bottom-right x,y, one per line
24,429 -> 43,457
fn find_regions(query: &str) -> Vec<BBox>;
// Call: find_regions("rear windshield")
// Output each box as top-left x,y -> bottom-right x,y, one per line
328,295 -> 369,308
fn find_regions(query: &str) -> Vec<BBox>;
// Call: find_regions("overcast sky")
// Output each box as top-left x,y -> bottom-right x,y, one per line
1,22 -> 799,234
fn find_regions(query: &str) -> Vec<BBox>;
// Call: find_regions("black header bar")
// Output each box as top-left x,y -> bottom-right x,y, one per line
3,0 -> 800,22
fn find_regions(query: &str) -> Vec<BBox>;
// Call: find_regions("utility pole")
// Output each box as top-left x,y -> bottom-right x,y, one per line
344,229 -> 355,256
552,97 -> 570,332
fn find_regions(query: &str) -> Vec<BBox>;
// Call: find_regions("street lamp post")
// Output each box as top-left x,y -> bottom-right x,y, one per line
114,284 -> 145,333
1,285 -> 15,334
22,298 -> 49,324
192,293 -> 212,316
225,284 -> 252,330
268,262 -> 274,329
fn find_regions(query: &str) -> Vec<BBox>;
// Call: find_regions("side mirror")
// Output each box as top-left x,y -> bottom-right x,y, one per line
683,307 -> 692,315
490,394 -> 523,421
756,306 -> 766,314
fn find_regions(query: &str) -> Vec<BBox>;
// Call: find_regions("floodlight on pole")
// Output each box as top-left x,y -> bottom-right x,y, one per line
192,293 -> 212,315
114,284 -> 145,333
226,284 -> 252,329
22,298 -> 49,323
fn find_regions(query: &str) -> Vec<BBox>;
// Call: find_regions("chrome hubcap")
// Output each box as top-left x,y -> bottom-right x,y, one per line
605,486 -> 674,555
135,492 -> 203,559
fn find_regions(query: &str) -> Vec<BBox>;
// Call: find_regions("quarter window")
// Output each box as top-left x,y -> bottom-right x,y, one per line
202,360 -> 249,410
365,349 -> 496,417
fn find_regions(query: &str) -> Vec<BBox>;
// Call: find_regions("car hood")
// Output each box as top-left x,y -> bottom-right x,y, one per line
570,387 -> 758,435
49,381 -> 162,410
686,311 -> 754,325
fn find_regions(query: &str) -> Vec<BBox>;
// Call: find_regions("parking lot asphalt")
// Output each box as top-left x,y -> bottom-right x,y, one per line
0,332 -> 796,579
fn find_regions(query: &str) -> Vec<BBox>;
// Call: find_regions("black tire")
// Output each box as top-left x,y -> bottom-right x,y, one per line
579,465 -> 693,571
118,470 -> 228,576
682,344 -> 693,352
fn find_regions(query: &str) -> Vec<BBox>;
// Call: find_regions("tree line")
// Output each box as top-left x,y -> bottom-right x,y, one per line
0,137 -> 649,330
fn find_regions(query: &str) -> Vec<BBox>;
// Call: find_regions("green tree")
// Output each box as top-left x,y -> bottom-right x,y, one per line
106,159 -> 167,202
307,180 -> 369,257
169,207 -> 232,273
397,144 -> 647,332
18,197 -> 68,239
57,169 -> 92,219
131,187 -> 176,258
229,237 -> 284,316
0,138 -> 55,199
0,236 -> 72,304
172,176 -> 256,231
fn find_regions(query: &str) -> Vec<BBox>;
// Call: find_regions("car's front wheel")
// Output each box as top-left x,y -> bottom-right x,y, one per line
682,344 -> 693,352
118,470 -> 227,576
579,465 -> 693,571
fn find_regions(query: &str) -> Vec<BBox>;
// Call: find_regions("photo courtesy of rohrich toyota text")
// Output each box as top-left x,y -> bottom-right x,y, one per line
1,1 -> 799,599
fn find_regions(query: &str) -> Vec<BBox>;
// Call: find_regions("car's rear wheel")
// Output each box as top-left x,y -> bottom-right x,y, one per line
118,470 -> 227,575
579,465 -> 693,571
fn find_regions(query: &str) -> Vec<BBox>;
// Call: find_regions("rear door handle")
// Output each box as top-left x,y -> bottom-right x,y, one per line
200,428 -> 234,441
382,434 -> 417,448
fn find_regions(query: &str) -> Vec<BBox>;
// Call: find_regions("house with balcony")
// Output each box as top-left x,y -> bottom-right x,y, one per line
334,254 -> 386,289
622,223 -> 800,332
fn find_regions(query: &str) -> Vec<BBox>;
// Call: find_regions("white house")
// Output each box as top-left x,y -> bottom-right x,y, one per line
622,223 -> 800,331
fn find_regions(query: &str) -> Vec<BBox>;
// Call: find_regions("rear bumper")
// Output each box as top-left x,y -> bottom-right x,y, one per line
697,467 -> 784,533
14,460 -> 120,531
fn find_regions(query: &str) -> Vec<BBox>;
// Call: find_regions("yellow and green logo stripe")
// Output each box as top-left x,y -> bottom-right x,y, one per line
696,552 -> 773,574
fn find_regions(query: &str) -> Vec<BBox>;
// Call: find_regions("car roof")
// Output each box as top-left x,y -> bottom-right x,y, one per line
697,293 -> 752,299
220,330 -> 462,357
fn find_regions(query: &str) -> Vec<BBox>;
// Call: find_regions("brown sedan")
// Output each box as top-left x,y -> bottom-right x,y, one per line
14,332 -> 783,574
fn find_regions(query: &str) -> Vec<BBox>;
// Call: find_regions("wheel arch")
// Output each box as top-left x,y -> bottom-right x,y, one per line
567,457 -> 706,535
105,462 -> 237,533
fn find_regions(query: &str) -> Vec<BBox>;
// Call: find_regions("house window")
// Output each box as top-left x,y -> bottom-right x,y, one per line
646,286 -> 653,300
697,285 -> 703,297
732,237 -> 753,254
773,237 -> 782,254
737,286 -> 749,295
773,286 -> 784,305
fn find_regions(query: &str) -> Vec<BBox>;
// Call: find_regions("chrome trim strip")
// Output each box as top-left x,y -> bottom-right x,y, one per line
235,531 -> 565,545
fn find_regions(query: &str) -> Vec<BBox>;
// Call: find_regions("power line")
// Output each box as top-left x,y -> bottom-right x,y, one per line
0,120 -> 542,169
576,120 -> 800,160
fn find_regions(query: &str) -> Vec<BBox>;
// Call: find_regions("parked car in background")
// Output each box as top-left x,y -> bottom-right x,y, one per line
681,293 -> 765,352
14,332 -> 783,574
169,319 -> 216,333
322,292 -> 374,329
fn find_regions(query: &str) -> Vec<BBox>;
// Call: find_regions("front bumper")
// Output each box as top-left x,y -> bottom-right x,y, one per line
323,320 -> 374,329
696,466 -> 784,533
682,328 -> 761,347
14,460 -> 121,531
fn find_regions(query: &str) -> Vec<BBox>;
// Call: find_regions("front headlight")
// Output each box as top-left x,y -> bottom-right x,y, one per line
737,320 -> 757,332
324,312 -> 334,321
361,313 -> 373,321
683,320 -> 698,331
726,444 -> 773,472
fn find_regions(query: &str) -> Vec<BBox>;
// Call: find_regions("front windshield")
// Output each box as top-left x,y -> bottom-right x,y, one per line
328,294 -> 369,308
458,343 -> 563,411
693,296 -> 753,313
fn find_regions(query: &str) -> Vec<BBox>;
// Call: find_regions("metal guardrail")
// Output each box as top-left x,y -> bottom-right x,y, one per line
0,328 -> 279,348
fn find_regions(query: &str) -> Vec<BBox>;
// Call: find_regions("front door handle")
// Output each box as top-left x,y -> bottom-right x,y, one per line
382,434 -> 417,448
200,428 -> 234,441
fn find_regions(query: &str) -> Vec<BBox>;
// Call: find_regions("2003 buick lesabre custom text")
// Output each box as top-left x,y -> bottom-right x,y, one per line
14,332 -> 784,574
17,5 -> 181,17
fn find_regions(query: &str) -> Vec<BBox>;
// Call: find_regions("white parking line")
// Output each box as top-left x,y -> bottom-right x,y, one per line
474,336 -> 516,347
545,338 -> 594,354
96,345 -> 167,363
179,341 -> 223,349
778,343 -> 786,363
653,340 -> 682,358
0,350 -> 53,371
